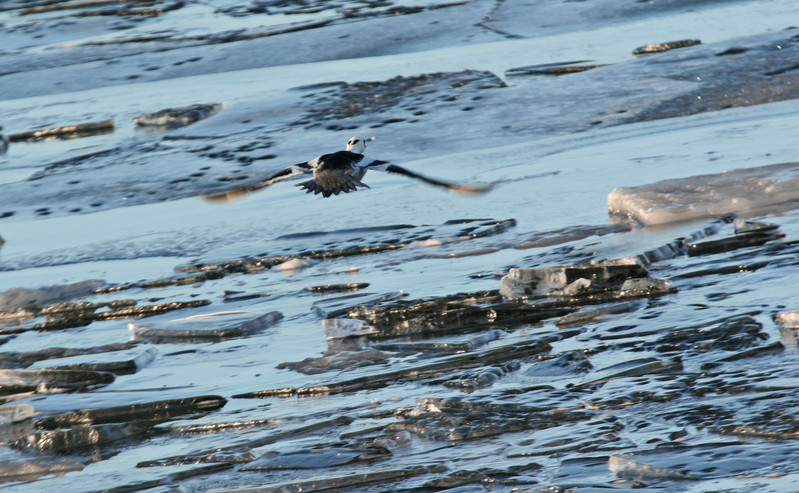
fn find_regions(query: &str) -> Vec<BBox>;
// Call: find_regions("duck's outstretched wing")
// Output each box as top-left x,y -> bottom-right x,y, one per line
202,163 -> 312,202
366,162 -> 495,195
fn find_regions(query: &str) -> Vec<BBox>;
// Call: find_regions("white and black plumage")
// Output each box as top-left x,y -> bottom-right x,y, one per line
204,137 -> 493,201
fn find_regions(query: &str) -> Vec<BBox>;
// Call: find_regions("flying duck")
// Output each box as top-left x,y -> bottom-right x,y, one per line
203,137 -> 493,201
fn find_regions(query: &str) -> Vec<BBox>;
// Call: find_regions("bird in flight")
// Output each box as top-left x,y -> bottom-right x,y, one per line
203,137 -> 494,201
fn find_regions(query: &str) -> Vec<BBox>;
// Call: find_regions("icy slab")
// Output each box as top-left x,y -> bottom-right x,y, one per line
0,368 -> 115,395
573,357 -> 682,391
372,329 -> 505,354
608,162 -> 799,226
734,219 -> 780,234
234,340 -> 551,398
133,103 -> 224,131
30,347 -> 157,375
0,403 -> 34,424
14,421 -> 156,453
204,465 -> 444,493
241,446 -> 386,470
0,280 -> 104,310
14,395 -> 227,455
505,60 -> 606,77
7,121 -> 114,143
523,350 -> 592,378
609,454 -> 696,480
686,225 -> 784,257
277,348 -> 391,375
311,292 -> 406,319
129,311 -> 283,343
0,458 -> 84,484
321,318 -> 376,339
499,258 -> 648,299
34,395 -> 226,429
556,300 -> 644,328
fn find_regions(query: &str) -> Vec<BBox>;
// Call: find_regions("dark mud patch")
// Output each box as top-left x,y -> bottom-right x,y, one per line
632,39 -> 701,55
133,103 -> 224,131
6,120 -> 114,143
219,0 -> 471,19
16,0 -> 185,16
293,70 -> 506,129
505,60 -> 608,77
624,32 -> 799,123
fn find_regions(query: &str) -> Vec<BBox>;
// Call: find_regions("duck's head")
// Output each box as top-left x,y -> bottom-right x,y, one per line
346,136 -> 366,154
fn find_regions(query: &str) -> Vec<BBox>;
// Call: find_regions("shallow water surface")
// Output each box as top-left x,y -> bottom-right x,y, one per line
2,0 -> 799,492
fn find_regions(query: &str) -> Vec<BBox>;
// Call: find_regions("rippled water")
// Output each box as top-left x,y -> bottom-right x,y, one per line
2,0 -> 799,491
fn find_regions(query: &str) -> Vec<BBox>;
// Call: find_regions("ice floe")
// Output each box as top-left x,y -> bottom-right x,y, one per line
608,162 -> 799,226
0,280 -> 104,310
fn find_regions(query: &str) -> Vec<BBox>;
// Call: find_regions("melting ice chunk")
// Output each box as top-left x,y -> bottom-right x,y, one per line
608,162 -> 799,226
322,318 -> 376,339
609,454 -> 696,480
500,258 -> 647,299
133,103 -> 224,130
0,280 -> 104,310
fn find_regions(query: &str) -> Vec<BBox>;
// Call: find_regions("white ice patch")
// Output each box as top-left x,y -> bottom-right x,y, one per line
0,279 -> 104,310
500,258 -> 644,299
609,454 -> 696,480
608,162 -> 799,226
409,236 -> 461,248
776,311 -> 799,329
322,318 -> 376,339
775,310 -> 799,346
271,258 -> 313,273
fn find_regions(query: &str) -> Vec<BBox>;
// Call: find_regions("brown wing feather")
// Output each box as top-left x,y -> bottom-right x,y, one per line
383,164 -> 495,194
202,163 -> 310,202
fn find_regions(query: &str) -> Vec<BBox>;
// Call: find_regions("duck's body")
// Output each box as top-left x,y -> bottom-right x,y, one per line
296,145 -> 388,197
204,136 -> 492,201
